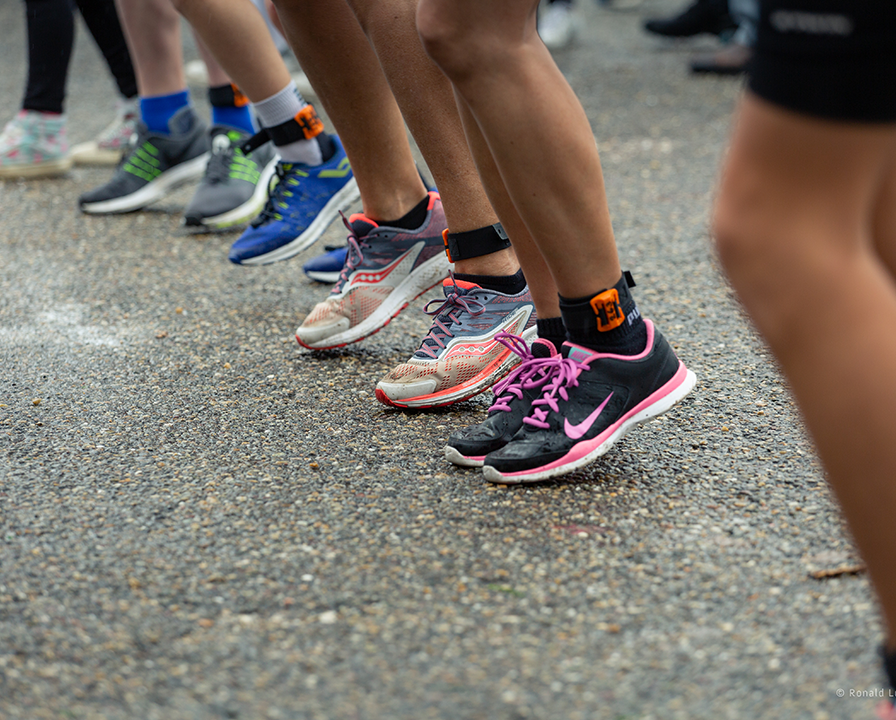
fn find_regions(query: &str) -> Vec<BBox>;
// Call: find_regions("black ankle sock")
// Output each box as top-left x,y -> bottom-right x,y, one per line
317,132 -> 336,163
536,316 -> 567,350
883,646 -> 896,696
558,273 -> 647,355
379,194 -> 430,231
454,268 -> 526,295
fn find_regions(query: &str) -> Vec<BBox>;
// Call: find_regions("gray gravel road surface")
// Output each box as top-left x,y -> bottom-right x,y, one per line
0,2 -> 884,719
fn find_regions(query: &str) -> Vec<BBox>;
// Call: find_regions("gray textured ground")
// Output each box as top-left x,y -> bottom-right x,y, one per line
0,2 -> 885,719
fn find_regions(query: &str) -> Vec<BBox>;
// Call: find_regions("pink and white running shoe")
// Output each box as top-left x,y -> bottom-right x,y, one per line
296,191 -> 449,349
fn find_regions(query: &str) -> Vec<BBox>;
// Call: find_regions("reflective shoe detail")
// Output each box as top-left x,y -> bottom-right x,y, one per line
444,334 -> 560,467
183,126 -> 277,230
228,135 -> 360,265
375,277 -> 537,409
0,110 -> 71,179
303,245 -> 348,283
296,192 -> 449,348
70,97 -> 139,166
78,106 -> 209,214
481,320 -> 696,484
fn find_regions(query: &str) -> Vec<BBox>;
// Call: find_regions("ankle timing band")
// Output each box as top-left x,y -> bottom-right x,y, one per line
208,83 -> 250,109
240,105 -> 324,155
442,223 -> 512,262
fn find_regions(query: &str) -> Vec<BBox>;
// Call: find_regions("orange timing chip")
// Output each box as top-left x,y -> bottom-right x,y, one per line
590,288 -> 625,332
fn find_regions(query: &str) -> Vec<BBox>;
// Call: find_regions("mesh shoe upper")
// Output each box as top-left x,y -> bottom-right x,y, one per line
296,192 -> 449,348
375,276 -> 537,408
183,126 -> 276,226
228,135 -> 358,264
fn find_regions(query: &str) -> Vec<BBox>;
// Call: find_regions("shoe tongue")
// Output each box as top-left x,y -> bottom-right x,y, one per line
348,213 -> 378,238
443,278 -> 480,296
531,338 -> 559,358
562,342 -> 598,364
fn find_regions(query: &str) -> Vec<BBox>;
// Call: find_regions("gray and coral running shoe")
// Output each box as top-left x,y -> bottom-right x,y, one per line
296,191 -> 449,349
375,276 -> 537,409
78,106 -> 209,214
183,126 -> 277,231
445,333 -> 560,466
481,319 -> 696,484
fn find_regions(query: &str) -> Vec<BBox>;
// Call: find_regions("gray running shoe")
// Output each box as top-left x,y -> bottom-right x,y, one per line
183,126 -> 277,231
78,106 -> 209,214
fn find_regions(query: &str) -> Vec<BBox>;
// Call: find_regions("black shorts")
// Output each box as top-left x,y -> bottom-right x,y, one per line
748,1 -> 896,123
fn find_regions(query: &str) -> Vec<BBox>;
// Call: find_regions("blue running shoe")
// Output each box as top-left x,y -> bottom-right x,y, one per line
228,135 -> 360,265
303,244 -> 348,283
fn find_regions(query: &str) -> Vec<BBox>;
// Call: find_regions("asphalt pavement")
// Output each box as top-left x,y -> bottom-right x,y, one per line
0,1 -> 885,718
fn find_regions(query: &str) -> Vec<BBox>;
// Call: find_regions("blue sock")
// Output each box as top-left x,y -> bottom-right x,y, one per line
208,84 -> 256,134
140,90 -> 190,134
211,104 -> 255,134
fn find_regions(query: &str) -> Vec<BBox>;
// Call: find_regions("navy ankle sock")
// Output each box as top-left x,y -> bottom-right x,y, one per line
558,273 -> 647,355
454,268 -> 526,295
379,194 -> 429,230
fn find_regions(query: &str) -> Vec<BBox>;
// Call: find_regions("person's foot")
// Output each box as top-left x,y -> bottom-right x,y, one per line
539,1 -> 575,50
296,191 -> 449,348
643,0 -> 736,38
182,126 -> 277,231
78,106 -> 209,214
445,334 -> 560,467
689,43 -> 752,75
70,97 -> 139,166
227,135 -> 359,265
481,320 -> 696,484
0,110 -> 71,179
375,276 -> 537,409
303,245 -> 349,283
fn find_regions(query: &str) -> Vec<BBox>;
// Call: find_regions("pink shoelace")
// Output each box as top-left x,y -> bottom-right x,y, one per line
489,333 -> 562,414
523,354 -> 590,430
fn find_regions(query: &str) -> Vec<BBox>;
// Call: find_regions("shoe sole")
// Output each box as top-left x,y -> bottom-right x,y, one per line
236,176 -> 360,265
443,446 -> 486,468
188,155 -> 279,230
70,142 -> 123,167
375,323 -> 538,410
0,156 -> 72,179
296,252 -> 450,350
79,152 -> 210,214
481,363 -> 697,484
304,270 -> 341,283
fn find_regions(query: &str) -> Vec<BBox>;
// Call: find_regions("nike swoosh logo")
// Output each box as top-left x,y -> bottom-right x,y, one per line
564,392 -> 614,440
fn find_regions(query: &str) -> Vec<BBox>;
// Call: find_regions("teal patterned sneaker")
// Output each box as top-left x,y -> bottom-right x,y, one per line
71,97 -> 139,166
78,106 -> 209,214
183,126 -> 277,231
0,110 -> 71,179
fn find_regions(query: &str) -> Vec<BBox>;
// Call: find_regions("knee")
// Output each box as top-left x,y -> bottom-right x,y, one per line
415,0 -> 478,80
